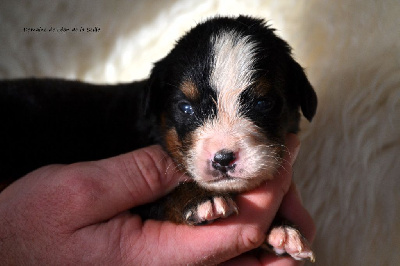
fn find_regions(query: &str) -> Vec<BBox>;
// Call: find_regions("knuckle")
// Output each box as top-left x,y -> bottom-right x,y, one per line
54,164 -> 104,210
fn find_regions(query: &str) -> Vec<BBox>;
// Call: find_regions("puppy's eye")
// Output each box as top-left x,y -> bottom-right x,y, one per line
178,102 -> 194,115
254,99 -> 274,112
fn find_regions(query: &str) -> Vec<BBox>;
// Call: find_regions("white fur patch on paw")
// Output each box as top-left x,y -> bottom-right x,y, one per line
266,225 -> 315,262
184,196 -> 238,225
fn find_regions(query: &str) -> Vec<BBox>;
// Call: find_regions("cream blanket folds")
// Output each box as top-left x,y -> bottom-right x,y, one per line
1,1 -> 399,265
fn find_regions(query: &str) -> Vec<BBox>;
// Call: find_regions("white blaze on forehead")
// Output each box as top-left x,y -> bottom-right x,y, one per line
210,30 -> 258,116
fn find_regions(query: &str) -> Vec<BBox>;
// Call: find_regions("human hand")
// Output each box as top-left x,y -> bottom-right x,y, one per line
0,134 -> 314,265
221,134 -> 316,266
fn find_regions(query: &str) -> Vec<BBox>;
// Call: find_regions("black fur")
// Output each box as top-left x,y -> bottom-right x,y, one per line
0,78 -> 155,185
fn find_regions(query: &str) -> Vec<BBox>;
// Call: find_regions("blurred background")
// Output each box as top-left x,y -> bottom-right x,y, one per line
1,1 -> 399,265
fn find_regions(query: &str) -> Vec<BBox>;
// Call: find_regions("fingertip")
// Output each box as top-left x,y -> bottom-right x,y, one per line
113,145 -> 183,202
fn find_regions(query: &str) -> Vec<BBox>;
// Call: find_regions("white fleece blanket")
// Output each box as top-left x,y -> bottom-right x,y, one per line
1,1 -> 399,265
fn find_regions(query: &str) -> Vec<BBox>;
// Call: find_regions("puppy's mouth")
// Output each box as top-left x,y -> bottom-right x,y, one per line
211,161 -> 236,175
203,160 -> 245,185
208,172 -> 234,182
201,165 -> 254,192
206,158 -> 237,178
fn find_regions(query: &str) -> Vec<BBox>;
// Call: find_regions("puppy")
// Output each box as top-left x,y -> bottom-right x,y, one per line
0,16 -> 317,261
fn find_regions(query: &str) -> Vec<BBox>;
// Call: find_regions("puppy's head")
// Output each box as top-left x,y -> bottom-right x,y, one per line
147,16 -> 317,192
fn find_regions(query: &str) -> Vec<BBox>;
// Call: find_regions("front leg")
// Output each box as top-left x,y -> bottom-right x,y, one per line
135,182 -> 238,225
178,183 -> 239,225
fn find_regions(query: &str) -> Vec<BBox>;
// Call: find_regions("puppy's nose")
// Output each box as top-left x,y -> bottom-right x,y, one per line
212,149 -> 236,170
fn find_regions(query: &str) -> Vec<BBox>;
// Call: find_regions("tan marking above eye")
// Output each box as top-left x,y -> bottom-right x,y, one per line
251,77 -> 271,97
180,80 -> 199,101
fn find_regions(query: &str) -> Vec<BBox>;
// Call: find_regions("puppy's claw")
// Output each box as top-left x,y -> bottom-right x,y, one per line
265,225 -> 315,262
184,196 -> 238,225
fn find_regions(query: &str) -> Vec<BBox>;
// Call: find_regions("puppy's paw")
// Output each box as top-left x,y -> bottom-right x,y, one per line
264,225 -> 315,262
184,196 -> 238,225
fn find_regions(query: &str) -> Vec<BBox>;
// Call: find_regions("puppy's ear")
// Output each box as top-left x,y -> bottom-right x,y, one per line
143,61 -> 167,118
289,61 -> 317,121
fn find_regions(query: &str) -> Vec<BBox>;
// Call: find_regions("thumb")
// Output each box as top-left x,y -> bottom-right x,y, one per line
51,145 -> 183,224
98,144 -> 183,207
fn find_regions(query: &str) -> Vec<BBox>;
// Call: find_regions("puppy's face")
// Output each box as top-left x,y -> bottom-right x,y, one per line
148,16 -> 317,192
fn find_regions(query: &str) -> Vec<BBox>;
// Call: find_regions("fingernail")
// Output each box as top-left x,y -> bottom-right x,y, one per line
290,143 -> 300,165
291,182 -> 303,204
287,134 -> 301,165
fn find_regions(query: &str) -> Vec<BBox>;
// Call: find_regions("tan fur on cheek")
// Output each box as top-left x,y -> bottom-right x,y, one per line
161,113 -> 185,169
164,128 -> 185,169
